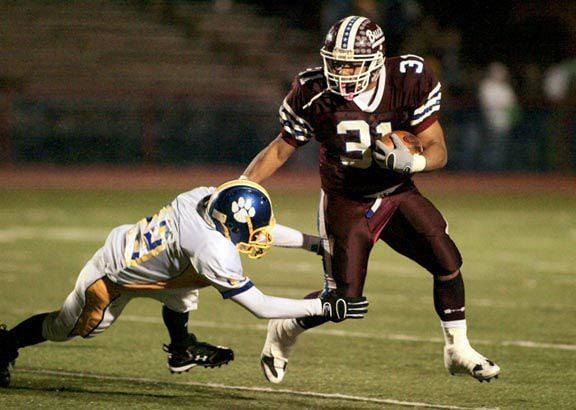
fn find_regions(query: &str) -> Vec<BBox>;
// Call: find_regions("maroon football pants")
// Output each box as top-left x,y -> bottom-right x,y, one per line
319,184 -> 463,298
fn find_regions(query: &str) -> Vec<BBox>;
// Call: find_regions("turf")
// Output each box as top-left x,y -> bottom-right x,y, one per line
0,187 -> 575,409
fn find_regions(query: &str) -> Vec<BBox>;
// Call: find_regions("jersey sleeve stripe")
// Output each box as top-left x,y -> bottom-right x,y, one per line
220,280 -> 254,299
279,98 -> 315,142
411,83 -> 442,126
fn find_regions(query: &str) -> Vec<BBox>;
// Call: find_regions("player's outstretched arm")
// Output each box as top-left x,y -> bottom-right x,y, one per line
230,286 -> 368,321
241,135 -> 296,184
320,290 -> 369,322
271,224 -> 323,254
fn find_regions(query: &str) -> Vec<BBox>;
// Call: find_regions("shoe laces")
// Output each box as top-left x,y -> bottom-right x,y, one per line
163,334 -> 220,358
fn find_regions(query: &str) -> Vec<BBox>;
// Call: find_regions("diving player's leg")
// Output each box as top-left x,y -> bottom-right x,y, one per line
1,248 -> 118,387
157,289 -> 234,373
0,314 -> 47,388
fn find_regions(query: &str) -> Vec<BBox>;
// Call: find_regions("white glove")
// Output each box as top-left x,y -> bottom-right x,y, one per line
373,133 -> 426,174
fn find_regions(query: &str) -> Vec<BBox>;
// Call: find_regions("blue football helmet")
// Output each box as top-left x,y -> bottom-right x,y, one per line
206,180 -> 276,259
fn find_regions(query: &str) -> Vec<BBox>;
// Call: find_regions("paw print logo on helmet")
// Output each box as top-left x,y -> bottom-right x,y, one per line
231,196 -> 256,223
207,180 -> 276,259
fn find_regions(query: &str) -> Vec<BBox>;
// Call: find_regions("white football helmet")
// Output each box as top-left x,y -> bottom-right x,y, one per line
320,16 -> 386,100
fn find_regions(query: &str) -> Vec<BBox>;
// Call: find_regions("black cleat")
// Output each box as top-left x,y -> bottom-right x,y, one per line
163,334 -> 234,373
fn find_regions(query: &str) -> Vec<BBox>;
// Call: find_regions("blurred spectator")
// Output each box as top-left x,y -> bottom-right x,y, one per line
543,59 -> 576,104
477,62 -> 521,171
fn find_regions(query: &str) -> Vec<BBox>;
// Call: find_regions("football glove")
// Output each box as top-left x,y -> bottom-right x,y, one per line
373,134 -> 426,174
321,291 -> 369,322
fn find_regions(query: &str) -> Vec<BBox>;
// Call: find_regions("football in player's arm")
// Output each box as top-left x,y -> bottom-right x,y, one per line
0,179 -> 368,387
242,15 -> 500,384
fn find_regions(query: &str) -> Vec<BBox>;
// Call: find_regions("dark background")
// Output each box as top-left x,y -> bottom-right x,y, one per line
0,0 -> 574,172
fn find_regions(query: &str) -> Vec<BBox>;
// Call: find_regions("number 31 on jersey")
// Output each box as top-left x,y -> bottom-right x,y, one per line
339,120 -> 392,168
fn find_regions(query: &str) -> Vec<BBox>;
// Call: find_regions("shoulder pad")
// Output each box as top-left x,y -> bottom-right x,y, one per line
399,54 -> 425,62
298,67 -> 324,85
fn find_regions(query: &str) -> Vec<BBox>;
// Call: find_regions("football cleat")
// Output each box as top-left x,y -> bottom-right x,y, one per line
0,367 -> 9,388
444,343 -> 500,382
163,334 -> 234,374
260,319 -> 299,384
0,324 -> 19,388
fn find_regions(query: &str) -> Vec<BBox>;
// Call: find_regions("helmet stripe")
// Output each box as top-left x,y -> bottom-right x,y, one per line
336,16 -> 365,51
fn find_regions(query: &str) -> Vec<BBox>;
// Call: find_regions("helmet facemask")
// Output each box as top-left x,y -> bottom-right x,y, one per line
235,217 -> 276,259
321,48 -> 384,100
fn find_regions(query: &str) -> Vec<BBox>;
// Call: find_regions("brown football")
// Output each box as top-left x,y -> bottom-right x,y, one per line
379,130 -> 423,154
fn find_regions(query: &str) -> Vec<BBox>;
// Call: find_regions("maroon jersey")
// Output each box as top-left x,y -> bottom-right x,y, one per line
279,55 -> 441,198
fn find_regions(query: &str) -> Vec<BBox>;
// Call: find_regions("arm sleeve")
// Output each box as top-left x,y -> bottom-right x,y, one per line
272,224 -> 322,254
279,78 -> 316,147
230,285 -> 322,319
271,223 -> 304,248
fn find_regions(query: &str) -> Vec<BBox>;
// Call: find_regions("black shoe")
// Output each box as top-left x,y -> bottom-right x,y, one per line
0,324 -> 19,388
163,334 -> 234,373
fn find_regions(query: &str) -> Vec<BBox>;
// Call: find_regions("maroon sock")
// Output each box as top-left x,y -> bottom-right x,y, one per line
433,273 -> 466,321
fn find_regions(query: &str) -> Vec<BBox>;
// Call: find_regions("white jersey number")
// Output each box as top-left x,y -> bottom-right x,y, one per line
399,55 -> 424,74
338,121 -> 392,168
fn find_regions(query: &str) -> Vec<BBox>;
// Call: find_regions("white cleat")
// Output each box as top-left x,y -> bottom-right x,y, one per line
442,325 -> 500,382
444,343 -> 500,382
260,319 -> 299,384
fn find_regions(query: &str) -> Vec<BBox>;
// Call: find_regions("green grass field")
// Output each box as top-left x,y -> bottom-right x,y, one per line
0,186 -> 575,409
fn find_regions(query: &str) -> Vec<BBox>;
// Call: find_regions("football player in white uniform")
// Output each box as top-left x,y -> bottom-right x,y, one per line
0,180 -> 368,387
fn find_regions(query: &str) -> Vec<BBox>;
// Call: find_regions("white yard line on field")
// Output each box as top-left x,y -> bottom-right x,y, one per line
0,227 -> 108,242
120,315 -> 576,351
17,368 -> 497,410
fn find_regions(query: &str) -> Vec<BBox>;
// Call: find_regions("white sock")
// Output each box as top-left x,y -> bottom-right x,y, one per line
282,318 -> 307,338
441,320 -> 469,346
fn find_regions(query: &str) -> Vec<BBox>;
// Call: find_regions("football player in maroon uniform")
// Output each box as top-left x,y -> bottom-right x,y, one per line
241,16 -> 500,383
